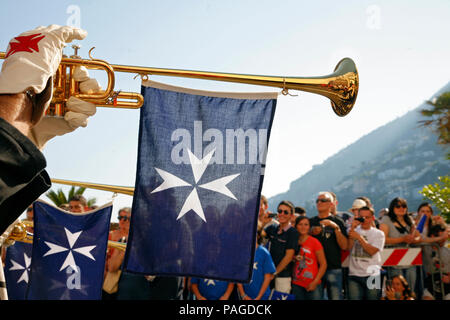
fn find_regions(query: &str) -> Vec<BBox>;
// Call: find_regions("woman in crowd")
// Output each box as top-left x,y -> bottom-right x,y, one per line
291,216 -> 327,300
415,202 -> 447,239
380,197 -> 421,293
383,275 -> 416,300
104,208 -> 152,300
102,208 -> 133,299
415,202 -> 435,236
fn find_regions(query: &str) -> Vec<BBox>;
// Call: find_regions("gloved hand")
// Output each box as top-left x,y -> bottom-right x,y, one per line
28,66 -> 99,149
0,24 -> 88,122
145,275 -> 156,282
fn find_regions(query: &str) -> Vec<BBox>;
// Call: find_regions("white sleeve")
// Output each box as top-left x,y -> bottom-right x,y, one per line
372,229 -> 385,251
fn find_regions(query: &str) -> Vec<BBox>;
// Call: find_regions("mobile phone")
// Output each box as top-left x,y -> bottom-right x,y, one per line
268,212 -> 277,218
355,217 -> 365,223
385,279 -> 392,289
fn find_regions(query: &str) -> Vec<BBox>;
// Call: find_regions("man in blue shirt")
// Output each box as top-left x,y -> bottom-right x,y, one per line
237,227 -> 276,300
190,277 -> 234,300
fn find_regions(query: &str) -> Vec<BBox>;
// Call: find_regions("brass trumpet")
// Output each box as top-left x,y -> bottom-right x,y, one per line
7,220 -> 127,251
4,178 -> 134,251
0,46 -> 359,117
51,178 -> 135,196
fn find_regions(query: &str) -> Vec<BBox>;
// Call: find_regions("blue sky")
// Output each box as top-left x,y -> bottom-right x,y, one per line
1,0 -> 449,219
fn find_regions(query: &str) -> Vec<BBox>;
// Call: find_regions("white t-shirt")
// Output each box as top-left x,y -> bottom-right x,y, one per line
349,226 -> 385,277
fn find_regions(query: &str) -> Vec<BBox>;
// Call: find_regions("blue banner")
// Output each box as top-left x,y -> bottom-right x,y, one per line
4,241 -> 33,300
26,201 -> 112,300
269,290 -> 296,300
124,81 -> 277,282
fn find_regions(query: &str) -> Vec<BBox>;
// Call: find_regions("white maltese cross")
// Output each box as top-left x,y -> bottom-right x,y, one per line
43,228 -> 96,272
152,148 -> 240,222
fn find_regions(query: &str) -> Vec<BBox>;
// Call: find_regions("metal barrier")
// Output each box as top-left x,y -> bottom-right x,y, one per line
418,242 -> 447,300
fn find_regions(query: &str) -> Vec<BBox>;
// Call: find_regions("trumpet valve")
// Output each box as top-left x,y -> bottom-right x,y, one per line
71,44 -> 81,59
9,222 -> 27,242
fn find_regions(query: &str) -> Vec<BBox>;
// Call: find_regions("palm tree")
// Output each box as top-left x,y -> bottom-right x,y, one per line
46,186 -> 97,208
420,91 -> 450,159
419,91 -> 450,222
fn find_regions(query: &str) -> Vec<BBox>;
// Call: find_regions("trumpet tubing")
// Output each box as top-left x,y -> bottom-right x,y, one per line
5,178 -> 134,251
50,178 -> 135,197
51,178 -> 135,196
0,48 -> 358,117
7,221 -> 127,251
4,178 -> 134,251
111,57 -> 358,117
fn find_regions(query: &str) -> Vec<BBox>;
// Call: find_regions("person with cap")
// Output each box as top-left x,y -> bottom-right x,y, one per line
351,197 -> 381,229
0,25 -> 99,235
295,206 -> 306,217
337,197 -> 367,300
347,206 -> 385,300
350,198 -> 367,216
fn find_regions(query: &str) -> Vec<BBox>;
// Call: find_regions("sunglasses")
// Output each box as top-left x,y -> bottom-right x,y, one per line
316,198 -> 331,203
277,209 -> 291,215
118,216 -> 131,221
394,204 -> 407,209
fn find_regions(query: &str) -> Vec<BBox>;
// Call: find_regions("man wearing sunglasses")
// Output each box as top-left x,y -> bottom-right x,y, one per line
263,200 -> 299,294
103,207 -> 131,299
310,191 -> 348,300
111,207 -> 131,244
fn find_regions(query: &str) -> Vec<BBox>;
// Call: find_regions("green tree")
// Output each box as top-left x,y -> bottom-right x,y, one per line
46,186 -> 97,208
419,91 -> 450,159
419,176 -> 450,223
418,91 -> 450,222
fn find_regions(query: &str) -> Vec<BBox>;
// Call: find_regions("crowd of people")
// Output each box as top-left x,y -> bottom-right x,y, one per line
100,191 -> 449,301
0,24 -> 448,303
256,192 -> 449,301
1,190 -> 449,301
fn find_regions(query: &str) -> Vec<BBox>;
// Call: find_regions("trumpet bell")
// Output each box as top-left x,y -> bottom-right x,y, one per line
328,57 -> 358,117
282,57 -> 358,117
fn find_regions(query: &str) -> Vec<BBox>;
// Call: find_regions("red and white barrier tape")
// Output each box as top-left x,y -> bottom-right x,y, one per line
341,247 -> 422,268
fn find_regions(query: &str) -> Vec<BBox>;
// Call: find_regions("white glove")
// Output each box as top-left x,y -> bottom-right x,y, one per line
28,66 -> 99,149
145,275 -> 156,282
0,24 -> 87,122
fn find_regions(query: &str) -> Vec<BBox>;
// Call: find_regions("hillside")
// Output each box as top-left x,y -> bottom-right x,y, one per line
268,82 -> 450,216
